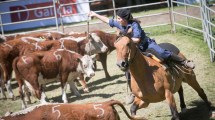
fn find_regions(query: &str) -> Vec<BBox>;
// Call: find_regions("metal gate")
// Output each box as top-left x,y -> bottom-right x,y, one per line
170,0 -> 215,62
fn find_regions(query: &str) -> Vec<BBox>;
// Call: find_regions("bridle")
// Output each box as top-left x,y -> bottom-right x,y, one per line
128,44 -> 138,65
114,36 -> 138,66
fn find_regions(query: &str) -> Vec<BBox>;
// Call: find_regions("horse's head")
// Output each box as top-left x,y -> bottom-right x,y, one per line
114,36 -> 131,71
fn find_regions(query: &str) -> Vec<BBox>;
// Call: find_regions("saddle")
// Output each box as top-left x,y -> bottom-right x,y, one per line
142,42 -> 180,70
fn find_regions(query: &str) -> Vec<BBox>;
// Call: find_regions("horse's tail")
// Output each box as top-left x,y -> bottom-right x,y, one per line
108,99 -> 146,120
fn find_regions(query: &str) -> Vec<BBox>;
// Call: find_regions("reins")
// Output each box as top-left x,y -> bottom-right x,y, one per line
128,44 -> 138,65
114,36 -> 138,65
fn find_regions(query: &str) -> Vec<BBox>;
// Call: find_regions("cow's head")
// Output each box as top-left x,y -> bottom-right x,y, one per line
85,33 -> 108,54
78,54 -> 96,78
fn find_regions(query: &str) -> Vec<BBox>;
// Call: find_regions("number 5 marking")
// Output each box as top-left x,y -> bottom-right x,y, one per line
52,105 -> 61,119
93,104 -> 105,118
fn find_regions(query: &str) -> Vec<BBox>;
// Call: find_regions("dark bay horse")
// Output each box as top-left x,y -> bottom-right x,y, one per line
114,36 -> 211,120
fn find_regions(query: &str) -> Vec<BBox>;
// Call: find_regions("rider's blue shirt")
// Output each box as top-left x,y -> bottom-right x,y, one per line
108,19 -> 171,59
109,19 -> 146,40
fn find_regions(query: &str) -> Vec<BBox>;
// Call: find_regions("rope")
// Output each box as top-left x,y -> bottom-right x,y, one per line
87,16 -> 90,39
87,16 -> 92,55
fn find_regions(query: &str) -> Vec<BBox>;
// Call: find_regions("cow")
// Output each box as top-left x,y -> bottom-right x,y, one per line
91,30 -> 117,79
60,33 -> 108,92
0,38 -> 39,100
4,31 -> 68,41
0,32 -> 107,99
24,33 -> 108,94
0,100 -> 144,120
68,30 -> 117,79
12,49 -> 96,109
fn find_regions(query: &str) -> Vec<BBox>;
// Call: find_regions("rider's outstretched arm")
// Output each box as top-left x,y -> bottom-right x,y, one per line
88,11 -> 109,24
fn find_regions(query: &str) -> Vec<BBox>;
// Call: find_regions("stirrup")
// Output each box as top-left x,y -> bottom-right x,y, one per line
184,60 -> 195,69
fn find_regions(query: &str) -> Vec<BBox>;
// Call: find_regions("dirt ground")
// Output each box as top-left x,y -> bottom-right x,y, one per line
0,6 -> 215,120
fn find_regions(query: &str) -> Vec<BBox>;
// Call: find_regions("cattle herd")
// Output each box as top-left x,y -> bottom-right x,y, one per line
0,29 -> 214,120
0,30 -> 146,120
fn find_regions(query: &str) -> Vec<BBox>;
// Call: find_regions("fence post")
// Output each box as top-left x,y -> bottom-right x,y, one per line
183,0 -> 189,26
201,0 -> 214,62
58,0 -> 64,33
205,0 -> 214,62
0,13 -> 4,35
169,0 -> 175,33
53,0 -> 59,31
112,0 -> 116,19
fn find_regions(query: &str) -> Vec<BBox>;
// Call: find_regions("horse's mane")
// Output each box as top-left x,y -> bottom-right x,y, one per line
128,40 -> 166,72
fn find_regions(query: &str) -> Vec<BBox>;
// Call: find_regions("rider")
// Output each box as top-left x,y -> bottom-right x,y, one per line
89,9 -> 195,69
88,8 -> 195,103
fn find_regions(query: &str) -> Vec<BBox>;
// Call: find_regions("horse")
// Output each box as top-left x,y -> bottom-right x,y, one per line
114,36 -> 211,120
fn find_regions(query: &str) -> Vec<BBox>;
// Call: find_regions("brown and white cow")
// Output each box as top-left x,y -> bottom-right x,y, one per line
91,30 -> 117,79
68,30 -> 117,79
60,33 -> 108,92
0,32 -> 107,99
69,30 -> 117,79
12,49 -> 96,109
0,100 -> 145,120
23,33 -> 108,94
4,31 -> 68,41
0,39 -> 39,99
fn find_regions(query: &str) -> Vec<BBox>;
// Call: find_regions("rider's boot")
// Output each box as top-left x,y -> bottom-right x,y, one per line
169,53 -> 195,69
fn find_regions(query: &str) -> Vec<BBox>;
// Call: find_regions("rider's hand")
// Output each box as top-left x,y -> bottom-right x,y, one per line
88,11 -> 96,17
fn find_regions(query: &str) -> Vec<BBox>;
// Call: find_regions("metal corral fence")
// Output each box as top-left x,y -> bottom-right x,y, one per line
0,0 -> 59,34
170,0 -> 215,62
0,0 -> 214,62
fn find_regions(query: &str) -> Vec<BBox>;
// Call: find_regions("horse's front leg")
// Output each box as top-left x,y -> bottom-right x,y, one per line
165,89 -> 179,120
130,96 -> 149,116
